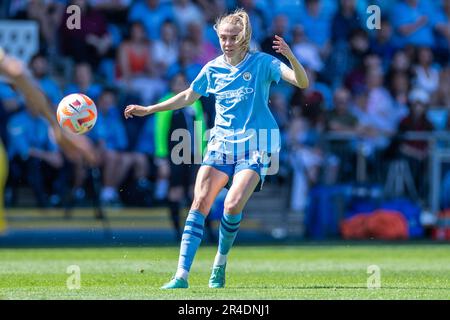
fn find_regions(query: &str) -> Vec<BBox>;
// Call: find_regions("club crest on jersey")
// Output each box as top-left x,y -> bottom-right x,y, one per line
243,72 -> 252,81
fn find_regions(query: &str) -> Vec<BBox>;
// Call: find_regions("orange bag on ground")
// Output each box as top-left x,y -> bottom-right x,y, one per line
340,210 -> 408,240
340,214 -> 369,239
366,210 -> 408,240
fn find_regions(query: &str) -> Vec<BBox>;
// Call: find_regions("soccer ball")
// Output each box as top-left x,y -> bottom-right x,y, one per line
57,93 -> 97,135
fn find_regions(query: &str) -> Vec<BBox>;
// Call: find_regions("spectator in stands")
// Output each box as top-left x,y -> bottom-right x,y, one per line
166,39 -> 203,83
261,14 -> 292,97
433,0 -> 450,64
29,53 -> 62,108
325,27 -> 369,89
261,14 -> 291,65
271,0 -> 302,27
398,88 -> 434,199
299,0 -> 332,56
370,19 -> 397,72
12,0 -> 64,56
366,67 -> 398,134
90,0 -> 131,26
291,83 -> 326,131
344,51 -> 379,96
128,114 -> 155,206
351,81 -> 394,182
437,64 -> 450,108
152,20 -> 180,77
88,88 -> 132,206
173,0 -> 205,38
389,49 -> 414,76
269,92 -> 289,134
116,21 -> 166,105
301,67 -> 332,110
121,96 -> 155,207
65,62 -> 103,102
59,0 -> 112,68
116,21 -> 153,80
331,0 -> 362,45
387,71 -> 411,122
187,21 -> 219,66
128,0 -> 175,41
391,0 -> 435,48
327,88 -> 358,134
196,0 -> 227,26
291,25 -> 324,74
325,88 -> 358,182
288,113 -> 324,213
6,107 -> 64,207
268,92 -> 290,182
412,47 -> 440,103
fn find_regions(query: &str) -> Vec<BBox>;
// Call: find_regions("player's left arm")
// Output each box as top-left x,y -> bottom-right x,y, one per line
272,35 -> 309,89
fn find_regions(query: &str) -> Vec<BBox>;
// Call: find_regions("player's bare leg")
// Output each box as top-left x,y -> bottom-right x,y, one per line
210,169 -> 260,288
162,166 -> 228,289
190,166 -> 230,214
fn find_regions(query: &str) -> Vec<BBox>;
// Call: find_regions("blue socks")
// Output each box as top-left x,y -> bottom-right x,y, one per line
175,210 -> 205,280
214,212 -> 242,266
174,211 -> 242,279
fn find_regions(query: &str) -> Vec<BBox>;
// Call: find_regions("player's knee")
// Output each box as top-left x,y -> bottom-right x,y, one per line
224,196 -> 243,214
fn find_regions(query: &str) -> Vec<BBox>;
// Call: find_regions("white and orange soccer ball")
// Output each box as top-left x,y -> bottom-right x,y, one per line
56,93 -> 97,135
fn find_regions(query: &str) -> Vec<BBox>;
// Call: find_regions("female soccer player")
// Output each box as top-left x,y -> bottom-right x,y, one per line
124,9 -> 309,289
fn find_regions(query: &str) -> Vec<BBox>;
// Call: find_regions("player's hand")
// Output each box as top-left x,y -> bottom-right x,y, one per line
273,35 -> 294,60
124,104 -> 151,119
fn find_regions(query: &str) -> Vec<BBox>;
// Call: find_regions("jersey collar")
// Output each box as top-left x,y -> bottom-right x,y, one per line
221,52 -> 251,70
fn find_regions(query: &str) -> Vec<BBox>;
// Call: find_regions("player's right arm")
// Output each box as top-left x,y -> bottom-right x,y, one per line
124,88 -> 201,119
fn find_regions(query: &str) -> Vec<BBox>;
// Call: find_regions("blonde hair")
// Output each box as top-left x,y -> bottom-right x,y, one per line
214,9 -> 252,53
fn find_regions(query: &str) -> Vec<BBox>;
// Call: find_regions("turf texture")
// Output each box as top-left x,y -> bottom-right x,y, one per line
0,244 -> 449,299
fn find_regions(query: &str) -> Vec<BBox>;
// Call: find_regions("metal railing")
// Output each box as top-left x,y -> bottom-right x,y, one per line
320,131 -> 450,217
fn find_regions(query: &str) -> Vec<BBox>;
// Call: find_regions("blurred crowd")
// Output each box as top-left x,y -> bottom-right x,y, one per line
0,0 -> 449,211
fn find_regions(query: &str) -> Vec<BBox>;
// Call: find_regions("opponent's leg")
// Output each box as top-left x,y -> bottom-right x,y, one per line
210,169 -> 260,288
162,165 -> 228,289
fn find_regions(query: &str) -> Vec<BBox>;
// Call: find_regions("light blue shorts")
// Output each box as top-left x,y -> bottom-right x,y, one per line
201,150 -> 272,192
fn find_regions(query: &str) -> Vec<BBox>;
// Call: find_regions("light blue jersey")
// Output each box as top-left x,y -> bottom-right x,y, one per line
190,51 -> 284,155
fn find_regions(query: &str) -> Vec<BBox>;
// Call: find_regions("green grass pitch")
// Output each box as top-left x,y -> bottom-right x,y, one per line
0,244 -> 449,299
